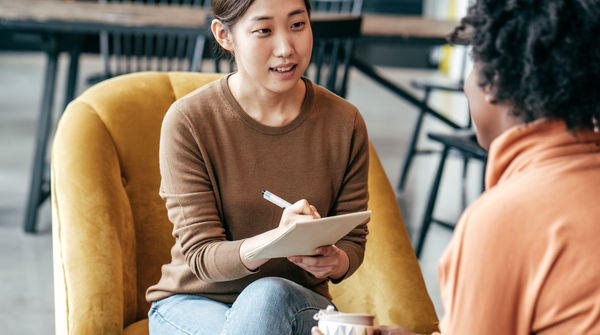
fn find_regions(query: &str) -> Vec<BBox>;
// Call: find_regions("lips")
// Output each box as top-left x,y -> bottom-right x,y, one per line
270,64 -> 297,73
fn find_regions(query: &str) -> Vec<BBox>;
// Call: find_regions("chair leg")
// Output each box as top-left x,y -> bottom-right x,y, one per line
24,35 -> 59,233
481,159 -> 487,193
190,34 -> 205,72
397,88 -> 431,192
460,156 -> 469,210
63,45 -> 80,113
415,146 -> 449,259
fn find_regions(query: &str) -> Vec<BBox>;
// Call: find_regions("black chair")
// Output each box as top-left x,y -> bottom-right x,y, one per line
308,16 -> 362,98
397,48 -> 470,192
90,0 -> 212,84
313,0 -> 363,14
304,0 -> 363,98
395,50 -> 490,258
414,130 -> 487,259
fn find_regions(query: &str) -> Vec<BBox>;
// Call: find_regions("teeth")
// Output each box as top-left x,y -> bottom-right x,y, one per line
273,66 -> 293,72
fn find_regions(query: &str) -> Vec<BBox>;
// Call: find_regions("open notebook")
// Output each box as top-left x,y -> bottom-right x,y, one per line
244,210 -> 371,260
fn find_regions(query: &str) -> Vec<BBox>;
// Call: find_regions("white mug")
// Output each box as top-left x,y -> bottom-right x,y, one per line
314,305 -> 374,335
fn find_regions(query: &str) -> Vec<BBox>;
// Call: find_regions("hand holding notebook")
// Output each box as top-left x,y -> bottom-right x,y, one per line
244,191 -> 371,260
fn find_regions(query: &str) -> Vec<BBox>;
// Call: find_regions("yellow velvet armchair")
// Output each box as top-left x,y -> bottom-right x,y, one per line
51,72 -> 438,334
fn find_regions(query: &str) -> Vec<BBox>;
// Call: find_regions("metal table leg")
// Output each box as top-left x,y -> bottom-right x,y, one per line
24,34 -> 59,233
63,44 -> 80,113
350,56 -> 462,130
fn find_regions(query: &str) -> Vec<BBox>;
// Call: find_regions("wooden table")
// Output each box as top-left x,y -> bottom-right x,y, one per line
361,13 -> 458,44
1,0 -> 459,233
0,0 -> 208,33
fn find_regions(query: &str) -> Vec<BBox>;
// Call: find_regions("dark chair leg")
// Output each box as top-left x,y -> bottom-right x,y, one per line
398,88 -> 431,191
190,34 -> 205,72
415,146 -> 449,259
460,156 -> 469,209
25,35 -> 59,233
63,45 -> 80,113
481,159 -> 487,193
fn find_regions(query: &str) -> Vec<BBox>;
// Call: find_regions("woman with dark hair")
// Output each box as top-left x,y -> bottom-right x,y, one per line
145,0 -> 370,334
316,0 -> 600,334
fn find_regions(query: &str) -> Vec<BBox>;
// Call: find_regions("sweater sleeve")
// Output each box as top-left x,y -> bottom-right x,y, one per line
329,109 -> 370,282
158,106 -> 256,283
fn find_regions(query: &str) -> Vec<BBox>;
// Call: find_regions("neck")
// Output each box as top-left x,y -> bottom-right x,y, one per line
483,104 -> 526,150
228,73 -> 306,127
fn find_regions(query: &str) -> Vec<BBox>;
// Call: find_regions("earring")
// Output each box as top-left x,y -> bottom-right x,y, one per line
485,94 -> 495,104
593,117 -> 599,134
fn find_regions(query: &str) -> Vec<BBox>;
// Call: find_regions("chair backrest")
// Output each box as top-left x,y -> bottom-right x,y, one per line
97,0 -> 211,80
305,0 -> 363,98
308,15 -> 361,98
52,71 -> 437,334
312,0 -> 363,14
52,72 -> 223,334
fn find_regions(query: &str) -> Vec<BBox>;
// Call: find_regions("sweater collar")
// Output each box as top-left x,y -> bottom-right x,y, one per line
485,118 -> 600,189
219,74 -> 315,136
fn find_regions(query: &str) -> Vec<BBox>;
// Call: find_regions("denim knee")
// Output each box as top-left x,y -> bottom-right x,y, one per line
240,277 -> 303,306
222,277 -> 332,335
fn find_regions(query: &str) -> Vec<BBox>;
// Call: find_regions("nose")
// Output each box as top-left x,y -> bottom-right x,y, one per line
273,31 -> 293,58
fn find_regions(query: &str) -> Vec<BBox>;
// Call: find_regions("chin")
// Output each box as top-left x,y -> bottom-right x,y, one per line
269,79 -> 302,93
475,133 -> 491,151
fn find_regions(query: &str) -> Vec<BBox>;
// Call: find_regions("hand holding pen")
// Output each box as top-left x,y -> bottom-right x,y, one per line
262,190 -> 321,230
239,191 -> 321,271
262,190 -> 349,279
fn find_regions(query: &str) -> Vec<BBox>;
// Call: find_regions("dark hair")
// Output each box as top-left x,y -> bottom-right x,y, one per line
450,0 -> 600,131
212,0 -> 312,30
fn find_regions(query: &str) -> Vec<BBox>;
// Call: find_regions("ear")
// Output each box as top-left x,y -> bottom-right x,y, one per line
483,85 -> 497,104
211,19 -> 234,52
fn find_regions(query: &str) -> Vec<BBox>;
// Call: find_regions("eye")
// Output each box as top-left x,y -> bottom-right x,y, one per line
253,28 -> 271,35
291,21 -> 306,30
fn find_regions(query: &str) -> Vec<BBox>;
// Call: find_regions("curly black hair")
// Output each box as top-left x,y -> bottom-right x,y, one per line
450,0 -> 600,131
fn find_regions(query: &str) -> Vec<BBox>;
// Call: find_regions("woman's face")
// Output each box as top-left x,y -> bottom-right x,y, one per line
464,64 -> 498,150
227,0 -> 313,95
464,64 -> 524,150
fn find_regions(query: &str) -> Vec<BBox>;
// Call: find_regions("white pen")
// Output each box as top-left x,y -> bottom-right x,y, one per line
262,190 -> 292,208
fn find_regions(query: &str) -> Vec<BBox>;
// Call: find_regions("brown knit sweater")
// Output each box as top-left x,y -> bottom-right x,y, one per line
146,75 -> 369,304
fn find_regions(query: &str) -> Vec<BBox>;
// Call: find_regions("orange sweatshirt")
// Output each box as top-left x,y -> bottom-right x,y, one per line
438,119 -> 600,334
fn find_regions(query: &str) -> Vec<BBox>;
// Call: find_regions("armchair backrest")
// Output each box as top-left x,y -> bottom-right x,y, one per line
52,72 -> 222,334
52,72 -> 438,334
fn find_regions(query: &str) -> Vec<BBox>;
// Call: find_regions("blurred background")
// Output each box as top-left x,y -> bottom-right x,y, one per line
0,0 -> 485,333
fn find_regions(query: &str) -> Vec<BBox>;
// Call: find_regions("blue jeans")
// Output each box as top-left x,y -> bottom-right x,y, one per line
148,277 -> 333,335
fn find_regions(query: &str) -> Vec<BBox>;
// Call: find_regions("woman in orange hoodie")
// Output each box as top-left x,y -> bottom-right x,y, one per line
314,0 -> 600,334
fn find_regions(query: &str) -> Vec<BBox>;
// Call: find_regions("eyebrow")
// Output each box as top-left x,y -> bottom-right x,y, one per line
251,9 -> 306,21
